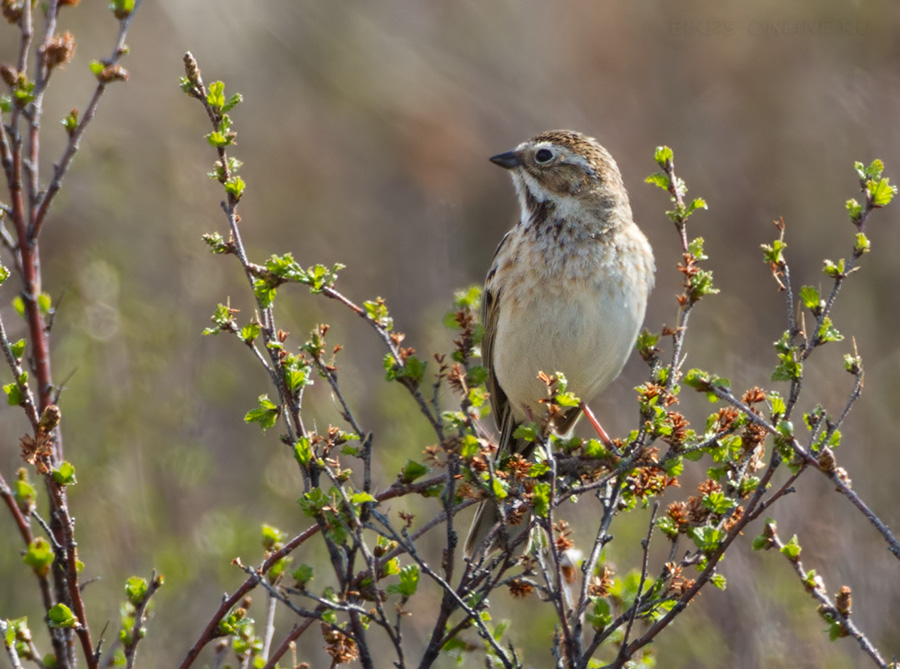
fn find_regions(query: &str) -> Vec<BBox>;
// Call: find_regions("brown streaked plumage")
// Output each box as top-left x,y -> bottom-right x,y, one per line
466,130 -> 655,556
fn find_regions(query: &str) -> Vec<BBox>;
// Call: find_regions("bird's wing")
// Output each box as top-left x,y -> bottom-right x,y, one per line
482,231 -> 511,437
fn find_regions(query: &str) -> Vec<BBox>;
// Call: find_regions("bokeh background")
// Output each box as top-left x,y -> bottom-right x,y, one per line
2,1 -> 900,667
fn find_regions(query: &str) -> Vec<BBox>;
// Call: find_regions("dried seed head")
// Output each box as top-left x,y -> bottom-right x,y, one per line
39,404 -> 62,432
39,32 -> 77,70
836,585 -> 852,616
2,0 -> 23,24
96,64 -> 129,83
0,64 -> 16,88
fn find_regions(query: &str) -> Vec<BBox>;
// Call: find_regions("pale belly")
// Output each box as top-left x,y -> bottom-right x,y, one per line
493,278 -> 644,422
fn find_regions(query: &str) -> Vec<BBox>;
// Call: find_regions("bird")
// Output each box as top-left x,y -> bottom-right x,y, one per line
465,130 -> 655,556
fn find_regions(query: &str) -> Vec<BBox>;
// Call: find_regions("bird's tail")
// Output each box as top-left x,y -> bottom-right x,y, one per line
464,409 -> 532,557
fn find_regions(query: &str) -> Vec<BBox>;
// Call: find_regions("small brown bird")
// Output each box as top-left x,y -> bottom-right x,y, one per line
466,130 -> 655,555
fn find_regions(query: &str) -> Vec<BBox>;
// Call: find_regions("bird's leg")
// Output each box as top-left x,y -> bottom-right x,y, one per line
580,402 -> 612,447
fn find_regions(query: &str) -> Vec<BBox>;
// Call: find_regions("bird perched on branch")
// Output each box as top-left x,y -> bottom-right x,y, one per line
466,130 -> 655,555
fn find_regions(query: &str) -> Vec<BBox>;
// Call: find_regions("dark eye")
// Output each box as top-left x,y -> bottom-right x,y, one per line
535,148 -> 554,164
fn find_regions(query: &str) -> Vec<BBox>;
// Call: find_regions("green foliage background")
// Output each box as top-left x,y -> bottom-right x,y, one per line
1,0 -> 899,666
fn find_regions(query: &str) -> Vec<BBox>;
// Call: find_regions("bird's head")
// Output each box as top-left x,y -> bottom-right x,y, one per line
490,130 -> 628,217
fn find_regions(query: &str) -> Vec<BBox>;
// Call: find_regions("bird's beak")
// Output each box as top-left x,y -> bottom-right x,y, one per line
489,150 -> 522,169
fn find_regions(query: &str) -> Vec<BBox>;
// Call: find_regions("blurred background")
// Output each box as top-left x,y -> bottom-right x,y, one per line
2,0 -> 900,666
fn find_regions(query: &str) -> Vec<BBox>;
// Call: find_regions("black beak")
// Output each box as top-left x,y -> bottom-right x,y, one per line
489,150 -> 522,169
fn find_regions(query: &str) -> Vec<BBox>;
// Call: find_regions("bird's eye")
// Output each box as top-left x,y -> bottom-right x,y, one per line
535,148 -> 554,164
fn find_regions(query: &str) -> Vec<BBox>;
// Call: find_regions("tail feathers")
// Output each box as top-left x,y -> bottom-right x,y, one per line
464,408 -> 537,557
464,497 -> 531,557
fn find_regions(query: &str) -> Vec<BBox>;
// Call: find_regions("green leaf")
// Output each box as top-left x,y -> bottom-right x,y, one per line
203,303 -> 237,335
205,131 -> 231,148
23,538 -> 54,576
772,349 -> 802,382
109,0 -> 135,17
587,597 -> 612,631
644,172 -> 669,190
52,461 -> 77,486
657,516 -> 678,539
864,159 -> 884,180
223,93 -> 243,113
261,524 -> 286,550
689,267 -> 719,299
582,438 -> 607,459
403,354 -> 427,384
460,434 -> 482,459
822,258 -> 845,279
512,423 -> 537,442
9,338 -> 25,359
799,285 -> 820,311
817,317 -> 844,344
3,381 -> 23,406
532,482 -> 550,517
466,365 -> 489,387
292,564 -> 314,586
752,532 -> 773,551
61,109 -> 79,135
843,353 -> 862,374
491,476 -> 508,501
386,565 -> 419,597
554,391 -> 580,408
467,385 -> 489,409
702,490 -> 732,515
527,460 -> 550,477
14,475 -> 37,511
224,175 -> 245,199
653,146 -> 673,169
710,573 -> 727,590
690,525 -> 723,555
252,279 -> 277,308
351,491 -> 376,505
124,576 -> 149,606
845,198 -> 862,223
298,262 -> 344,294
635,329 -> 660,358
856,159 -> 882,181
687,237 -> 707,260
760,239 -> 787,266
239,323 -> 260,343
89,60 -> 105,76
244,395 -> 279,431
767,391 -> 786,418
683,368 -> 709,391
293,437 -> 313,466
282,354 -> 312,394
37,293 -> 51,316
48,603 -> 77,629
400,460 -> 428,483
867,176 -> 896,207
686,197 -> 708,216
363,299 -> 393,330
854,232 -> 870,254
206,81 -> 225,110
780,534 -> 801,560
